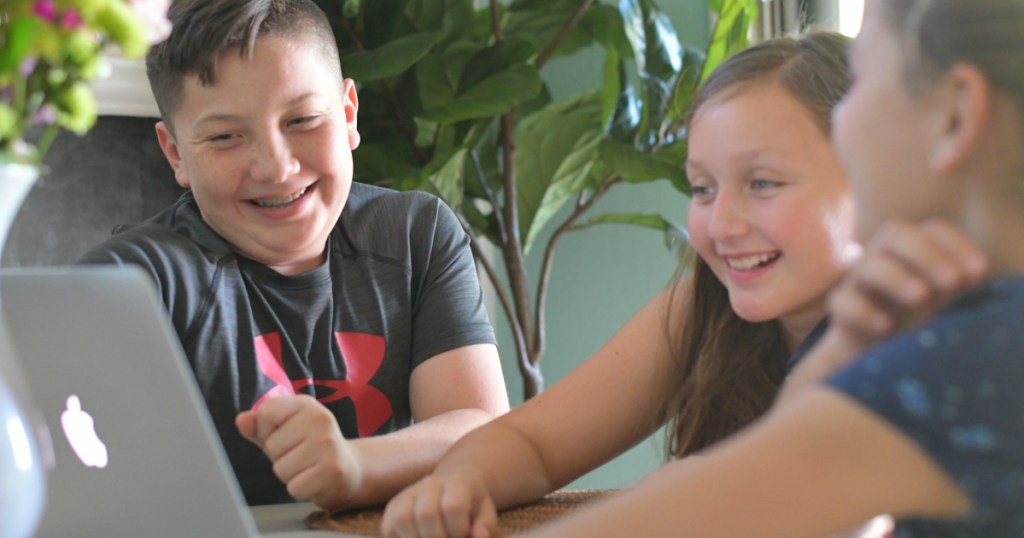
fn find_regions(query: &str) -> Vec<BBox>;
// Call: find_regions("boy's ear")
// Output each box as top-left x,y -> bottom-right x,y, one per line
929,64 -> 992,174
342,78 -> 360,151
155,121 -> 191,189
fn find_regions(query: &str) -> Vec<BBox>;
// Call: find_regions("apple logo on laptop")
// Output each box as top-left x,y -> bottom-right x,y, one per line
60,395 -> 108,469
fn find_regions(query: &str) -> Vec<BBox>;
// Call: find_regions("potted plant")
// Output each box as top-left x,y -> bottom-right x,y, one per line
315,0 -> 757,399
0,2 -> 169,536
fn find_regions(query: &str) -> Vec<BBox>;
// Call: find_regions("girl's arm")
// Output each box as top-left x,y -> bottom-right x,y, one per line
527,386 -> 970,538
381,280 -> 691,538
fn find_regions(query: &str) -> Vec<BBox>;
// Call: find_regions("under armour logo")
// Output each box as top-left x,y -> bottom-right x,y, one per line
253,331 -> 393,436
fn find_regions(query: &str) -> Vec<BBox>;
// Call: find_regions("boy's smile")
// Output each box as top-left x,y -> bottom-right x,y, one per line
250,185 -> 311,209
155,34 -> 360,276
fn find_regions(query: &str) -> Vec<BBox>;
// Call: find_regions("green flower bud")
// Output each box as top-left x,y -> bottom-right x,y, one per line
93,1 -> 149,59
56,82 -> 97,134
46,68 -> 68,86
63,29 -> 98,66
0,104 -> 17,138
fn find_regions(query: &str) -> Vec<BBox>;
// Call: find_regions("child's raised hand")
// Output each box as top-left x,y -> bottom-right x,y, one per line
828,218 -> 988,352
781,219 -> 989,400
235,394 -> 363,509
381,471 -> 498,538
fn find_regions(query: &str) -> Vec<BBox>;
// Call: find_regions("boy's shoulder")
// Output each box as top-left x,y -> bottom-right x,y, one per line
344,181 -> 445,215
341,182 -> 455,233
335,182 -> 462,260
83,192 -> 232,267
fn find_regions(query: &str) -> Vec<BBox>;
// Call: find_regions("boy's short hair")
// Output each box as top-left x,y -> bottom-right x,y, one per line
147,0 -> 342,132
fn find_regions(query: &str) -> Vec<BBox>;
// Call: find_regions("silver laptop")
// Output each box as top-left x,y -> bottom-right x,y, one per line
0,266 -> 349,537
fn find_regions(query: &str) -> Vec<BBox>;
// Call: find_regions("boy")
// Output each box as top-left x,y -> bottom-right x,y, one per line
79,0 -> 509,510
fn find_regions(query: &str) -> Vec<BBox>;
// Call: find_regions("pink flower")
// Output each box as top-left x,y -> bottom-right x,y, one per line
33,105 -> 57,125
59,9 -> 82,29
32,0 -> 56,22
127,0 -> 173,44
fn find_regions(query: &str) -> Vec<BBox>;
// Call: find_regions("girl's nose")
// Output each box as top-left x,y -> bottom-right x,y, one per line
707,193 -> 751,241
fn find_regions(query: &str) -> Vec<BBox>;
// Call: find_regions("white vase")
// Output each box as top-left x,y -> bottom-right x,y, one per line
0,163 -> 48,538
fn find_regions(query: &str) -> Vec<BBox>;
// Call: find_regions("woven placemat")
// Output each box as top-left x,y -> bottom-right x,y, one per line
306,489 -> 613,537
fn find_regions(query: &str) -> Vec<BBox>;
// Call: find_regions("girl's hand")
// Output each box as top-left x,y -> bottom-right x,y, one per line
382,471 -> 498,538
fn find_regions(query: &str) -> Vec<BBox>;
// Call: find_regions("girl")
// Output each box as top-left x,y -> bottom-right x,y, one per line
394,0 -> 1024,535
381,32 -> 863,538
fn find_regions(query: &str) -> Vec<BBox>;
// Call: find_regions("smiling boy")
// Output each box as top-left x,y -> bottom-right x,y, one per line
79,0 -> 509,509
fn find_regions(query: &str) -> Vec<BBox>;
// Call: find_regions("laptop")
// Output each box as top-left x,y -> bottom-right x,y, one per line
0,266 -> 350,537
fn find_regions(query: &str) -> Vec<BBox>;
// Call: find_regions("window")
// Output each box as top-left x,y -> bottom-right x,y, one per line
838,0 -> 865,37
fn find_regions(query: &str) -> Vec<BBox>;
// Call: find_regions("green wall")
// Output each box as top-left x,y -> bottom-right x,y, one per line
492,1 -> 710,489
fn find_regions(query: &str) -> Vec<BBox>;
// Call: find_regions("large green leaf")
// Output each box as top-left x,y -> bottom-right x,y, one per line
667,47 -> 707,123
418,64 -> 543,123
352,142 -> 421,189
580,212 -> 672,231
340,32 -> 441,82
414,39 -> 488,114
504,1 -> 615,61
580,212 -> 690,257
421,148 -> 467,207
612,0 -> 687,148
514,92 -> 604,253
701,0 -> 759,82
597,139 -> 687,191
458,38 -> 537,91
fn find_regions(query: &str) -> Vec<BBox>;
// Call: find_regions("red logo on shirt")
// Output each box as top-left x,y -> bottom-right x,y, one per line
252,331 -> 393,436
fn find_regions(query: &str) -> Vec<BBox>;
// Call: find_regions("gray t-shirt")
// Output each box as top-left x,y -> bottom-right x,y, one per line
79,182 -> 496,505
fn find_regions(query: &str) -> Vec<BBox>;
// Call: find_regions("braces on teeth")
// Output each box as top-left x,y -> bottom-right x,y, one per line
253,187 -> 308,208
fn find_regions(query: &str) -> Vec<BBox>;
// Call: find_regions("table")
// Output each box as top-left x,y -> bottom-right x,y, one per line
251,502 -> 360,537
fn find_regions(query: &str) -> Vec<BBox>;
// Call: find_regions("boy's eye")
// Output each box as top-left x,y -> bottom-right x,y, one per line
207,133 -> 237,144
288,115 -> 321,128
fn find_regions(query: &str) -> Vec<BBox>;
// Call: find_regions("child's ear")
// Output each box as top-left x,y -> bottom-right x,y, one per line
930,64 -> 992,174
155,121 -> 191,189
342,78 -> 361,150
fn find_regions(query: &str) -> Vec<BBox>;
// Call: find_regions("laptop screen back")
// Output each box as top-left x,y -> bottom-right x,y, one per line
0,266 -> 258,538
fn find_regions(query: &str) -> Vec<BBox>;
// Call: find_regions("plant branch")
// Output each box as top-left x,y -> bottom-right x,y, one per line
535,0 -> 595,70
489,0 -> 503,41
498,109 -> 535,357
456,214 -> 526,357
533,176 -> 621,358
470,149 -> 508,245
487,0 -> 542,396
457,211 -> 543,396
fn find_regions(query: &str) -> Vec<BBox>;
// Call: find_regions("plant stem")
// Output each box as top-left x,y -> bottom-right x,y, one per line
534,176 -> 620,360
535,0 -> 595,70
456,213 -> 529,373
490,0 -> 541,398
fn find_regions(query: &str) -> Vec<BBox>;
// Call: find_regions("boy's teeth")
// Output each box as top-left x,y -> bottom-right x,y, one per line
254,187 -> 307,208
727,253 -> 777,270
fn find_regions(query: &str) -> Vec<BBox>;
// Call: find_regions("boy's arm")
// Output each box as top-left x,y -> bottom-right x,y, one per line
236,342 -> 507,510
339,342 -> 509,508
523,387 -> 969,538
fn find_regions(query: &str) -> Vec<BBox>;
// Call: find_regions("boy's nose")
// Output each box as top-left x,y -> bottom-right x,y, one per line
250,132 -> 300,183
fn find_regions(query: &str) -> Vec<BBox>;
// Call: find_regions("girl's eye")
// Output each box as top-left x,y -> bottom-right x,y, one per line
751,179 -> 779,191
691,184 -> 716,200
